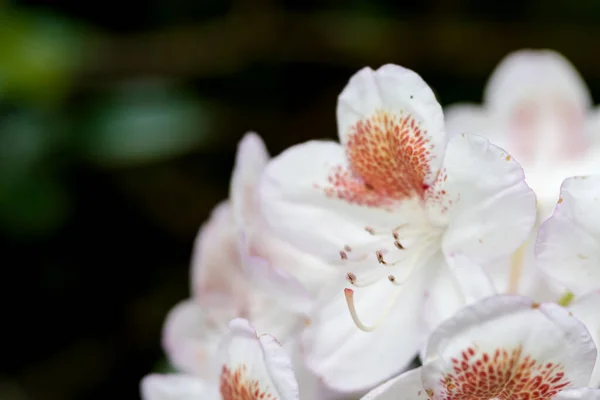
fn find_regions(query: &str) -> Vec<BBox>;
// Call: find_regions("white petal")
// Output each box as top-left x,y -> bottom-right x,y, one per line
140,374 -> 218,400
484,238 -> 561,302
483,50 -> 591,165
241,246 -> 313,315
162,300 -> 229,378
536,175 -> 600,294
230,132 -> 270,229
421,254 -> 496,330
527,152 -> 600,223
360,368 -> 428,400
190,201 -> 244,297
438,133 -> 537,264
219,318 -> 299,400
422,295 -> 596,398
244,291 -> 304,346
586,106 -> 600,141
284,341 -> 324,400
230,135 -> 336,311
258,140 -> 395,260
444,103 -> 496,140
568,290 -> 600,387
420,255 -> 496,359
421,266 -> 466,347
555,388 -> 600,400
484,49 -> 591,122
242,226 -> 338,312
445,253 -> 496,303
337,64 -> 446,187
302,262 -> 434,393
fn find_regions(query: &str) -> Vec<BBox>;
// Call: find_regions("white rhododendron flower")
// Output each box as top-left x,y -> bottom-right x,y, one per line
419,251 -> 600,389
444,49 -> 600,222
444,49 -> 600,300
537,175 -> 600,385
362,296 -> 600,400
162,133 -> 335,398
142,318 -> 299,400
258,64 -> 537,392
536,176 -> 600,296
229,133 -> 339,300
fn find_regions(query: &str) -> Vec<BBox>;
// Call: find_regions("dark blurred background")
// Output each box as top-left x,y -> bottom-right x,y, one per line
1,0 -> 600,398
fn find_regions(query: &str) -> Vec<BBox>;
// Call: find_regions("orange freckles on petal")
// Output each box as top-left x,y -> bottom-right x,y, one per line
324,110 -> 435,208
220,364 -> 278,400
433,345 -> 571,400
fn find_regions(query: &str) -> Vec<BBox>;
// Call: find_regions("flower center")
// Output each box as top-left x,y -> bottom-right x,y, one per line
220,364 -> 277,400
320,110 -> 436,209
340,223 -> 439,332
430,345 -> 571,399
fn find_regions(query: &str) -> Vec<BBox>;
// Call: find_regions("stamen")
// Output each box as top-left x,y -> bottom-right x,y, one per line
344,287 -> 403,332
374,236 -> 437,268
342,233 -> 440,331
365,224 -> 408,236
375,250 -> 408,267
338,237 -> 389,262
388,274 -> 407,286
346,272 -> 356,284
508,242 -> 526,294
346,270 -> 385,287
339,224 -> 417,264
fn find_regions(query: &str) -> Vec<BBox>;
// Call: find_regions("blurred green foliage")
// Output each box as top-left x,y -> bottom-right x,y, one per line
0,9 -> 83,106
79,81 -> 210,168
0,109 -> 67,235
0,9 -> 212,236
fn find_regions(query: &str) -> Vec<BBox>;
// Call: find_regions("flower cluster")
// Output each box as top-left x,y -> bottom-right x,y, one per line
141,50 -> 600,400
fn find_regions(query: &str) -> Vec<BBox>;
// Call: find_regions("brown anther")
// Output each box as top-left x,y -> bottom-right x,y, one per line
365,226 -> 376,235
346,272 -> 356,284
394,240 -> 405,250
340,250 -> 348,260
344,244 -> 352,252
393,231 -> 399,240
376,250 -> 387,264
388,275 -> 396,283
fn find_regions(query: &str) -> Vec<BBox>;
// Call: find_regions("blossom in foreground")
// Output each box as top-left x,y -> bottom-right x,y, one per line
536,175 -> 600,385
362,295 -> 600,399
418,251 -> 600,389
162,133 -> 334,397
536,175 -> 600,297
141,318 -> 299,400
259,64 -> 537,392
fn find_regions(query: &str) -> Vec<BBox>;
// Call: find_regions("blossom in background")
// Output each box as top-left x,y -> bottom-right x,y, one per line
162,133 -> 337,398
443,49 -> 600,300
362,296 -> 600,400
142,318 -> 300,400
445,49 -> 600,221
537,174 -> 600,385
258,64 -> 536,393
